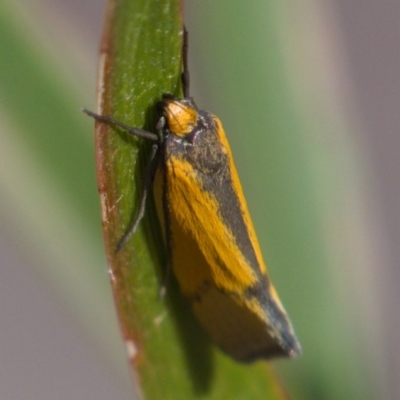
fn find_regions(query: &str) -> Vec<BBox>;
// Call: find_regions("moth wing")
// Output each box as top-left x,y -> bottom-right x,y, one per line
158,156 -> 300,360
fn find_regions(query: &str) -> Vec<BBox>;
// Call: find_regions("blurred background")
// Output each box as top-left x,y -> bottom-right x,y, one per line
1,0 -> 399,399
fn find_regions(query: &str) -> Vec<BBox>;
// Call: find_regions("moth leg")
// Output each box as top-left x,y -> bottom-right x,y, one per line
116,143 -> 159,253
158,167 -> 173,299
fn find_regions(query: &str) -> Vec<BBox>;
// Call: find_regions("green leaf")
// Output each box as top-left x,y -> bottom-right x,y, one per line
95,0 -> 292,398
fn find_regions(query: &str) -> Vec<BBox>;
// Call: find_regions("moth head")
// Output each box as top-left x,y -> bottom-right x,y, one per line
158,94 -> 198,137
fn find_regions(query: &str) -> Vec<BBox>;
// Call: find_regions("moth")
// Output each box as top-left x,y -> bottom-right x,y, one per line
84,93 -> 301,362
